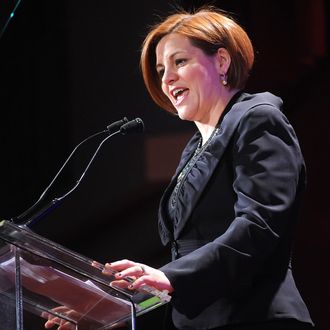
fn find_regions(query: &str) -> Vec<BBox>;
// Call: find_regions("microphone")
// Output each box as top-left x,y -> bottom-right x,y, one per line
12,117 -> 144,227
107,117 -> 128,133
120,117 -> 144,135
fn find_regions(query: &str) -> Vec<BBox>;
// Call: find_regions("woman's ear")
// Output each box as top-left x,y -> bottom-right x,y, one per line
215,48 -> 231,76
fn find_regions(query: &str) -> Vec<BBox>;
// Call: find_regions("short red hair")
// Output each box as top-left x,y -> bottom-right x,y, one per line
140,8 -> 254,114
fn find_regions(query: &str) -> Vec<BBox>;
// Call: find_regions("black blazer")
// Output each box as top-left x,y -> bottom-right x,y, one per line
159,92 -> 314,329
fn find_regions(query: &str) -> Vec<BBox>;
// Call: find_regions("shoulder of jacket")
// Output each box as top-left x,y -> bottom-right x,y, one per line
224,91 -> 285,128
238,91 -> 283,111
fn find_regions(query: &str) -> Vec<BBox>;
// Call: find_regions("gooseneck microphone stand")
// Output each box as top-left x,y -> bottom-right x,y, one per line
11,117 -> 144,228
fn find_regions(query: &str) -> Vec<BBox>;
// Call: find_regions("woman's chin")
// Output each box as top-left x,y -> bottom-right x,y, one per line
177,110 -> 195,122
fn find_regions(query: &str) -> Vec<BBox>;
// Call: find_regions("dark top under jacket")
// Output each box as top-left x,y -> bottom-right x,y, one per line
158,92 -> 314,329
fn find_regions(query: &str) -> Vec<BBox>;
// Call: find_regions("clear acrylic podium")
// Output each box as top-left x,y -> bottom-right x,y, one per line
0,220 -> 170,329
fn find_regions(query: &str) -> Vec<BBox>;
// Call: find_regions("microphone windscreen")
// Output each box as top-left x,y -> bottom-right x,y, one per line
107,117 -> 128,134
120,118 -> 144,135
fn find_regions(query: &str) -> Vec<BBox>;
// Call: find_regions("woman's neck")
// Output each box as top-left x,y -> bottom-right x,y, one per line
195,88 -> 240,144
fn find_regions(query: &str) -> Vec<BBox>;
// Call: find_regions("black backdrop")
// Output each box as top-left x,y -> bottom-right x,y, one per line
0,1 -> 329,329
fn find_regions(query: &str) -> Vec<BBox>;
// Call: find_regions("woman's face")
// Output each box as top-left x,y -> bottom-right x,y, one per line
155,33 -> 224,123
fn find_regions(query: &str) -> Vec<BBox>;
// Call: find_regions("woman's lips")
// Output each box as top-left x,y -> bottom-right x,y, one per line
173,89 -> 189,106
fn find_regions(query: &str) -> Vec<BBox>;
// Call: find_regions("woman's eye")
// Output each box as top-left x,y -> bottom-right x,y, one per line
175,58 -> 186,67
157,69 -> 164,78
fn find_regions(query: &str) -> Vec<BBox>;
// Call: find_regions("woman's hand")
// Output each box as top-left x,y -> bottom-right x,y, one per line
42,306 -> 80,330
42,306 -> 125,330
101,259 -> 174,294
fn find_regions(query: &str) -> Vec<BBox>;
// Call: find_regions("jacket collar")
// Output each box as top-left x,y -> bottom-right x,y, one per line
158,91 -> 283,245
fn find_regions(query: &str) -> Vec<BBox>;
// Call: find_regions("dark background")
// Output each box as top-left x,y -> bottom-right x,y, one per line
0,0 -> 329,329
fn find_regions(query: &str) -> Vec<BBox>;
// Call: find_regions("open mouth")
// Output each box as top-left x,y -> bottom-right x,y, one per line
172,88 -> 188,103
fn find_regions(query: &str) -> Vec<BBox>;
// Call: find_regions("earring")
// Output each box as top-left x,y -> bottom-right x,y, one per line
221,73 -> 228,86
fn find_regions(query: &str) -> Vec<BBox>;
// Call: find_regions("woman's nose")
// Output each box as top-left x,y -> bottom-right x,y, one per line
162,68 -> 177,85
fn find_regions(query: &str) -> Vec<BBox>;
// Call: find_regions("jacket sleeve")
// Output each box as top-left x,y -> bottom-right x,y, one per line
160,104 -> 306,314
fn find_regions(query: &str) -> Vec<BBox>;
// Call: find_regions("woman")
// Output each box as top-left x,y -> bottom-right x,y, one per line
45,7 -> 314,330
104,7 -> 314,330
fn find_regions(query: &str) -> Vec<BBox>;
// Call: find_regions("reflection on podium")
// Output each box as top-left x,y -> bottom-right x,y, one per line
0,220 -> 170,329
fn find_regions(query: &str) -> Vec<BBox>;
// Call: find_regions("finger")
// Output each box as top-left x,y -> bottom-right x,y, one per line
102,260 -> 136,277
43,307 -> 79,329
45,318 -> 60,329
115,265 -> 146,279
41,311 -> 50,319
110,279 -> 132,289
51,306 -> 71,313
127,275 -> 151,290
128,274 -> 173,292
44,320 -> 54,329
91,260 -> 105,271
58,322 -> 76,330
104,259 -> 136,272
102,264 -> 117,276
55,317 -> 76,330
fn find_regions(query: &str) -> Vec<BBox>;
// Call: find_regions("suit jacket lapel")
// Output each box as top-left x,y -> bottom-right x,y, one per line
158,92 -> 272,245
158,133 -> 200,245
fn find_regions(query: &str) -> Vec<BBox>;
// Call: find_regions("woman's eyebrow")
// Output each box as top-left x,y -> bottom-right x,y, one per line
156,51 -> 186,69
